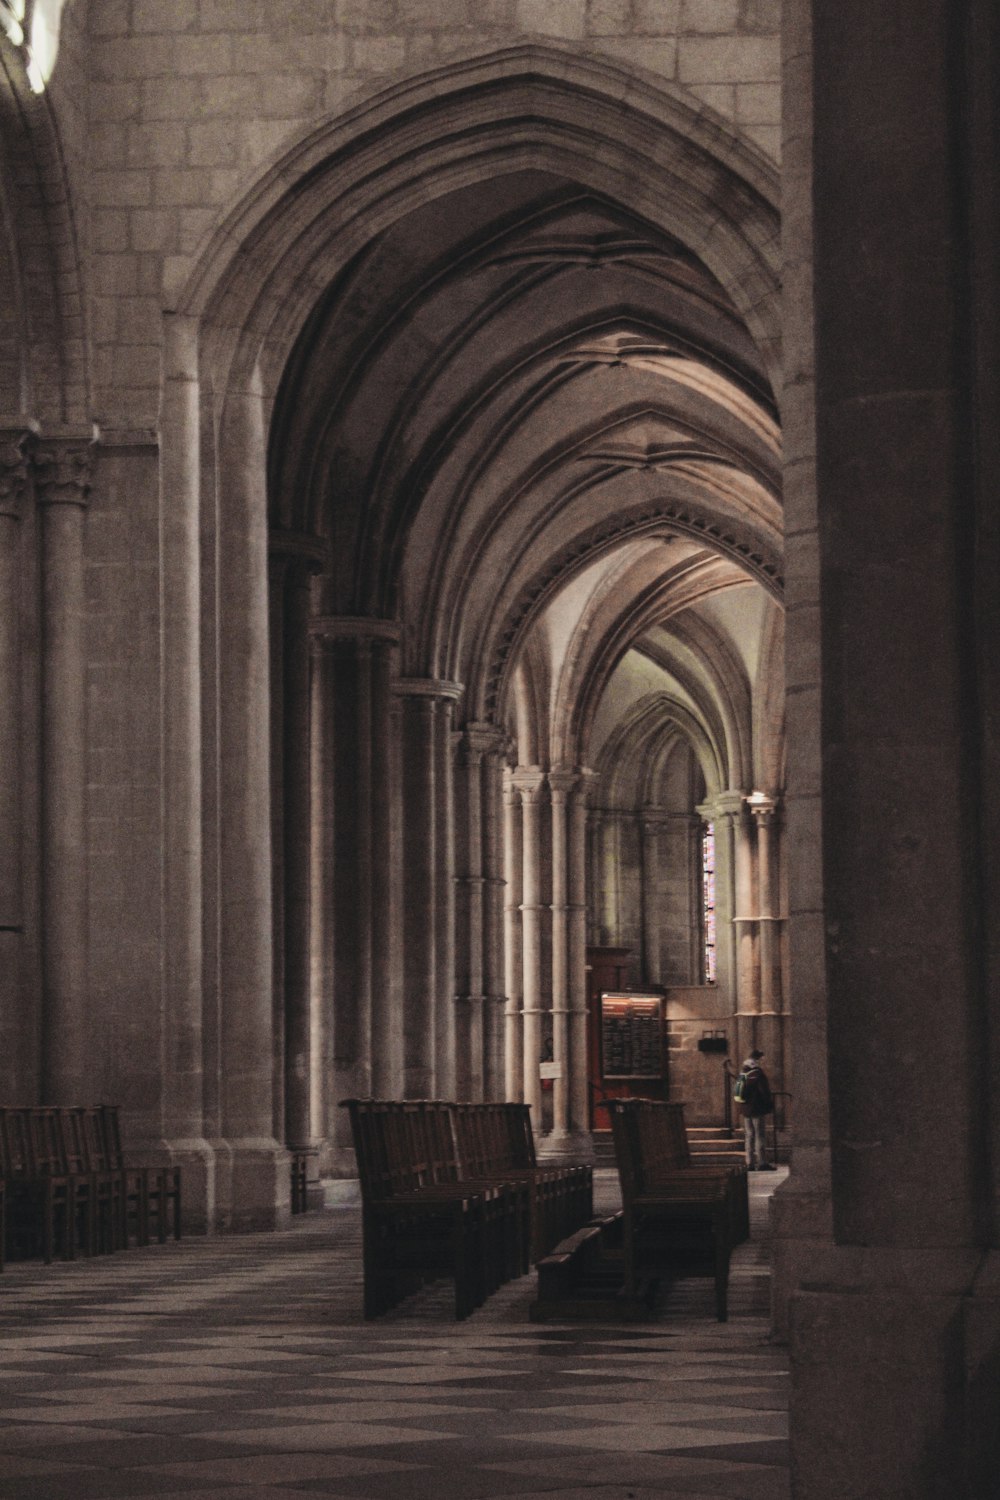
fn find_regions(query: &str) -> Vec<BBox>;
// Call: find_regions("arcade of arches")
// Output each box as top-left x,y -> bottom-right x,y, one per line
0,2 -> 997,1496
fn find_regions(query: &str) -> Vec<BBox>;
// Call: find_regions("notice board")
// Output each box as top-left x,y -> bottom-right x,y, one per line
599,992 -> 663,1079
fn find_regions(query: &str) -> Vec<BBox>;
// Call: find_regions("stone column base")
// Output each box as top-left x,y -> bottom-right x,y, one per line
789,1252 -> 1000,1499
538,1128 -> 595,1165
218,1137 -> 291,1232
163,1138 -> 217,1235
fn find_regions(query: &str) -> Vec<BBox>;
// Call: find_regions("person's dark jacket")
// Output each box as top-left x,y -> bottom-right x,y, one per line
739,1058 -> 774,1119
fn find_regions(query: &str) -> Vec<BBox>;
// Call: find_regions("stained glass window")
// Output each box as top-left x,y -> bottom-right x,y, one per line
702,822 -> 717,984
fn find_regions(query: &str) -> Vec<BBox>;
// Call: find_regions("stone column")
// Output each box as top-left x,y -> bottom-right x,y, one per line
599,811 -> 619,945
159,318 -> 213,1227
316,619 -> 401,1124
586,807 -> 603,946
513,769 -> 546,1129
722,792 -> 757,1060
35,429 -> 96,1106
567,774 -> 594,1147
455,722 -> 507,1100
547,771 -> 575,1141
269,536 -> 324,1205
640,806 -> 666,986
502,769 -> 523,1100
215,391 -> 286,1229
748,793 -> 784,1075
480,734 -> 507,1101
702,793 -> 743,1046
0,426 -> 32,1103
396,678 -> 462,1098
783,1 -> 1000,1493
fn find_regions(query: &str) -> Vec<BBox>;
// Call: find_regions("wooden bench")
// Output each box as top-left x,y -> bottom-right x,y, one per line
608,1098 -> 749,1321
341,1098 -> 594,1319
452,1102 -> 593,1262
342,1098 -> 516,1319
0,1105 -> 181,1262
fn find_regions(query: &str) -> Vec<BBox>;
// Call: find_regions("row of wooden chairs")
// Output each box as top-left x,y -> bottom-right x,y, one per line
0,1106 -> 181,1265
342,1099 -> 593,1319
608,1098 -> 749,1321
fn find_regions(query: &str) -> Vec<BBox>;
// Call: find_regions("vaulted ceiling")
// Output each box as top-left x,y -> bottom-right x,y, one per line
269,166 -> 783,791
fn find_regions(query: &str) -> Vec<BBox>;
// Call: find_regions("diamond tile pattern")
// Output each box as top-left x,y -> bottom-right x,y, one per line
0,1170 -> 789,1499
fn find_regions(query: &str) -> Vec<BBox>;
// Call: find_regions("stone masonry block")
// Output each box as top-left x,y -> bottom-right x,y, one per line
678,34 -> 779,82
207,75 -> 265,116
178,208 -> 218,255
200,0 -> 265,30
739,0 -> 779,31
633,0 -> 681,32
92,170 -> 154,208
104,335 -> 159,389
130,208 -> 180,253
91,81 -> 142,121
736,81 -> 779,122
397,0 -> 472,24
94,35 -> 176,78
92,210 -> 129,254
90,123 -> 127,171
351,35 -> 407,72
687,82 -> 736,116
133,0 -> 198,29
258,72 -> 326,118
116,297 -> 163,347
127,122 -> 188,168
136,255 -> 166,296
586,0 -> 632,34
681,0 -> 740,31
267,0 -> 337,28
153,168 -> 216,206
744,123 -> 779,159
187,119 -> 240,167
230,33 -> 348,74
142,77 -> 202,119
89,297 -> 119,345
240,120 -> 300,170
333,0 -> 396,30
516,0 -> 586,39
90,0 -> 130,34
597,36 -> 678,77
91,255 -> 140,298
407,33 -> 438,65
173,34 -> 234,73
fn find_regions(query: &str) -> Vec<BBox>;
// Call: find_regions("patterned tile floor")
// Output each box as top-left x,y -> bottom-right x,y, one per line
0,1169 -> 789,1500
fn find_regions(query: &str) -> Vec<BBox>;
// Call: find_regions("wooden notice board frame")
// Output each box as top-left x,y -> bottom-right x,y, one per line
599,991 -> 664,1080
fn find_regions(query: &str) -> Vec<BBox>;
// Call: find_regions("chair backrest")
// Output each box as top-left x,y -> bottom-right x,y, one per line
609,1098 -> 690,1198
98,1105 -> 126,1171
0,1109 -> 34,1179
503,1103 -> 537,1167
27,1107 -> 70,1178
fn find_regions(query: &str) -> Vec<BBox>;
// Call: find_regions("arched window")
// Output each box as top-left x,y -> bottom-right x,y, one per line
701,822 -> 717,984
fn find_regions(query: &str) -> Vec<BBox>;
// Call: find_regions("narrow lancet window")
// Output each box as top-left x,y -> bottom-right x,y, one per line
702,821 -> 717,984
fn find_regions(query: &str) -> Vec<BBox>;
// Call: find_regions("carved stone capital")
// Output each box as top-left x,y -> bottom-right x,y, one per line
511,766 -> 547,805
0,425 -> 37,518
33,428 -> 99,508
393,676 -> 464,703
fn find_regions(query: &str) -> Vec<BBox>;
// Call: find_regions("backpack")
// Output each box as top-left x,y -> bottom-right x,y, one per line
733,1071 -> 748,1104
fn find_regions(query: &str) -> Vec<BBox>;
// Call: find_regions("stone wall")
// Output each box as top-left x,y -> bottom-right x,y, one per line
85,0 -> 779,428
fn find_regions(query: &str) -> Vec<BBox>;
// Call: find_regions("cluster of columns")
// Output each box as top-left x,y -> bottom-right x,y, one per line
0,421 -> 97,1109
272,604 -> 516,1178
504,767 -> 590,1152
696,791 -> 784,1071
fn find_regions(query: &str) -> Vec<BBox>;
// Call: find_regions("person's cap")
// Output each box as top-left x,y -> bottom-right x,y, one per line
749,1048 -> 764,1058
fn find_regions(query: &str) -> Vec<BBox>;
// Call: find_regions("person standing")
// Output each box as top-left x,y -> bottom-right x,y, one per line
737,1048 -> 775,1170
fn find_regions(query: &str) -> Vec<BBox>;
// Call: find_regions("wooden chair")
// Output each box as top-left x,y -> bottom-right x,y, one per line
97,1107 -> 182,1245
343,1098 -> 491,1320
0,1107 -> 77,1263
609,1097 -> 744,1321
